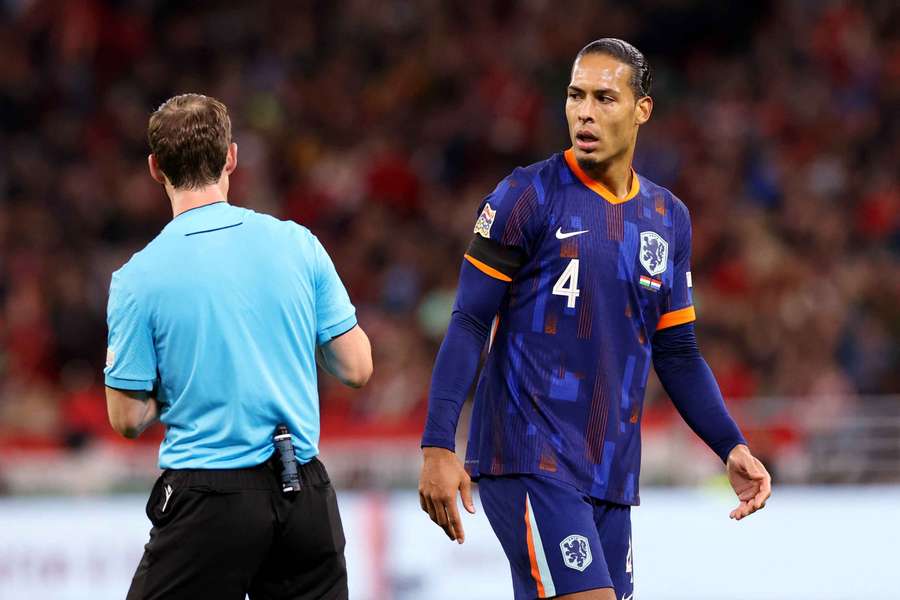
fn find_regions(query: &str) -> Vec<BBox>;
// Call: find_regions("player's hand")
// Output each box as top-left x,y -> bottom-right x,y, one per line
726,444 -> 771,521
418,446 -> 476,544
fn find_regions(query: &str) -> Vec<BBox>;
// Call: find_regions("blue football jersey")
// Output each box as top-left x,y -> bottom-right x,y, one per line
464,149 -> 695,505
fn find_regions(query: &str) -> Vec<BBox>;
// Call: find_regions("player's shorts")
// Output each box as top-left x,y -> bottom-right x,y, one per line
127,457 -> 347,600
478,473 -> 633,600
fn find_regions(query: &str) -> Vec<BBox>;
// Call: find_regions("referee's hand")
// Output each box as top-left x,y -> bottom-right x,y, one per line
419,447 -> 476,544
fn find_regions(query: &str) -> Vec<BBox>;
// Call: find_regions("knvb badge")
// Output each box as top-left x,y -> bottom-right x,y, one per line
474,202 -> 496,238
639,231 -> 668,276
559,534 -> 592,571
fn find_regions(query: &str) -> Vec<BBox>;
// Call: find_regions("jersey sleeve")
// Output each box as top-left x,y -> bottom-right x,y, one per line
465,168 -> 541,281
657,201 -> 696,330
313,235 -> 357,344
104,271 -> 158,391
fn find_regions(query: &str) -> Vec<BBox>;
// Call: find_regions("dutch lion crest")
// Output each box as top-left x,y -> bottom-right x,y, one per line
560,534 -> 592,571
639,231 -> 668,276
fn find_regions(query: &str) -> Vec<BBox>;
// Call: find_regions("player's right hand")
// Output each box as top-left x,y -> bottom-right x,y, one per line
418,446 -> 476,544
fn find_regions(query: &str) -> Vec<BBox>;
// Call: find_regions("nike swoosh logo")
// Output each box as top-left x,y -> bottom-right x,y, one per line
555,227 -> 589,239
621,594 -> 633,600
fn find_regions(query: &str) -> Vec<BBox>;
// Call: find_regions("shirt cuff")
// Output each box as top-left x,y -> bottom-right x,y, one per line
317,313 -> 358,345
421,437 -> 456,452
104,374 -> 155,392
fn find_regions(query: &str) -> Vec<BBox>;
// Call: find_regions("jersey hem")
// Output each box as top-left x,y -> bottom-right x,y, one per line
469,467 -> 641,507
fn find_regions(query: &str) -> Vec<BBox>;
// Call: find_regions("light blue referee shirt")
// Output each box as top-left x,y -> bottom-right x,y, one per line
104,201 -> 357,469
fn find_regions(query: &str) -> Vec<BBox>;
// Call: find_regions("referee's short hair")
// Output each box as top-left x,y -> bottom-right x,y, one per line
575,38 -> 652,99
148,93 -> 232,190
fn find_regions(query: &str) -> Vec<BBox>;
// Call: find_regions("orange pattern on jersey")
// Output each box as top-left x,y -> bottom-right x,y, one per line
657,305 -> 697,330
655,195 -> 667,217
501,185 -> 538,247
560,239 -> 579,258
564,148 -> 640,204
544,313 -> 557,335
606,203 -> 624,241
576,277 -> 593,340
585,365 -> 609,463
539,445 -> 558,472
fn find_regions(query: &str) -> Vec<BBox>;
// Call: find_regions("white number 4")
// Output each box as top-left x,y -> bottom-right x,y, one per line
552,259 -> 580,308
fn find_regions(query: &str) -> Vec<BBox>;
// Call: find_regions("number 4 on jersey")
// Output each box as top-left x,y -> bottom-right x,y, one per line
552,259 -> 580,308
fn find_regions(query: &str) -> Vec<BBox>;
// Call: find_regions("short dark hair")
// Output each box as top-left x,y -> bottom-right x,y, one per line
575,38 -> 652,99
147,94 -> 232,190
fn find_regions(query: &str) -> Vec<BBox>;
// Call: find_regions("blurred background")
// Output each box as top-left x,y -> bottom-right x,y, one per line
0,0 -> 898,598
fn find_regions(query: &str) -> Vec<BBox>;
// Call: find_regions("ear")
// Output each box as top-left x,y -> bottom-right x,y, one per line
224,142 -> 238,175
148,154 -> 168,185
635,95 -> 653,126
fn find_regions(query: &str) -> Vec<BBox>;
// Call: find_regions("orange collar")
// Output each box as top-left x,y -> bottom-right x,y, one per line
564,148 -> 640,204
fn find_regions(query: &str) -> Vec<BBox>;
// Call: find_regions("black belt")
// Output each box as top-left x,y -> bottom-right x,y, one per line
163,455 -> 330,491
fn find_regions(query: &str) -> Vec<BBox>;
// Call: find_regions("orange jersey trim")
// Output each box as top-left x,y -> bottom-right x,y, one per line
564,148 -> 640,204
524,499 -> 546,598
657,305 -> 697,330
464,254 -> 512,282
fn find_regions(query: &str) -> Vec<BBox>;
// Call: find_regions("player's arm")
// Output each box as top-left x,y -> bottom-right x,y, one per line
316,325 -> 372,388
651,323 -> 746,461
651,323 -> 771,520
419,235 -> 526,544
651,202 -> 770,520
106,387 -> 159,439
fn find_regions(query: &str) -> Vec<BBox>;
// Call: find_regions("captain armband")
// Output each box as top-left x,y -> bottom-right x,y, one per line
463,235 -> 527,283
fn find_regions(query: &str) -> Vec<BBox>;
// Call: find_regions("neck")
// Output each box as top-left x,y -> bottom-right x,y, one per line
580,149 -> 634,198
168,183 -> 228,218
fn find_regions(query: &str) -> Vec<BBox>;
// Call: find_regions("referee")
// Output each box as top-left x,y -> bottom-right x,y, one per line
104,94 -> 372,600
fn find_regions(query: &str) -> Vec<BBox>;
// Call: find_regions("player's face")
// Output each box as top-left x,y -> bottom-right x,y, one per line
566,53 -> 652,171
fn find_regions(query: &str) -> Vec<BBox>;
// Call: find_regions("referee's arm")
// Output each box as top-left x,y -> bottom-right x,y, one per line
315,324 -> 372,388
106,388 -> 159,439
104,271 -> 160,439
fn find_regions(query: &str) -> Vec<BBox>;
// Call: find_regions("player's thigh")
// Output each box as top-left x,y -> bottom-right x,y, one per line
249,460 -> 347,600
128,474 -> 273,600
593,501 -> 634,599
478,474 -> 615,600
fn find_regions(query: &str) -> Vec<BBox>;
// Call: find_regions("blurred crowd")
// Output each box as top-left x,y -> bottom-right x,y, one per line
0,0 -> 897,458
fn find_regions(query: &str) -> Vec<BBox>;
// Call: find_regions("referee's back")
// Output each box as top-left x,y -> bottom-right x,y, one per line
105,201 -> 356,469
107,93 -> 369,600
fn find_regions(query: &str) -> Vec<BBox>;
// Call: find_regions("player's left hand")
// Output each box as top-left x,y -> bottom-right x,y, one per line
726,444 -> 771,521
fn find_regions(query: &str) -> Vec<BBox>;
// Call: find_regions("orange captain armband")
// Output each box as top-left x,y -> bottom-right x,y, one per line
657,306 -> 696,330
463,235 -> 527,283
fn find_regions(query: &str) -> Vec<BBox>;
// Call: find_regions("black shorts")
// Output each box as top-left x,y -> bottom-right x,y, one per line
127,457 -> 347,600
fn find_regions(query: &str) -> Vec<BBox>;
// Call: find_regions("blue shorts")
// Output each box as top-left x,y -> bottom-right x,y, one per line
478,474 -> 633,600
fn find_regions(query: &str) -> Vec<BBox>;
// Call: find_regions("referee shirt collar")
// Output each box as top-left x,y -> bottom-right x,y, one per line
165,201 -> 244,236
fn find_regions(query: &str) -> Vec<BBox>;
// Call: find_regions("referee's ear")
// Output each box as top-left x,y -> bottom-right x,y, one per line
148,154 -> 168,185
223,142 -> 238,176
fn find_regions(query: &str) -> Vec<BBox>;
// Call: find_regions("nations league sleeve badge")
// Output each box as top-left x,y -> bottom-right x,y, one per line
474,202 -> 497,238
